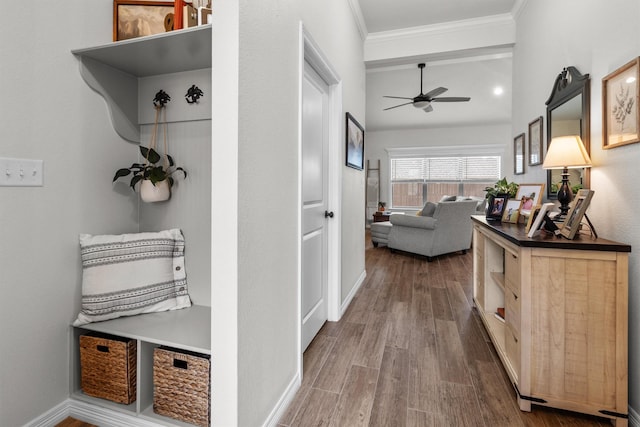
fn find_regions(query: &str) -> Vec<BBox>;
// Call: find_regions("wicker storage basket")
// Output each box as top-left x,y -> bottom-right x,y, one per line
153,346 -> 211,427
79,333 -> 137,404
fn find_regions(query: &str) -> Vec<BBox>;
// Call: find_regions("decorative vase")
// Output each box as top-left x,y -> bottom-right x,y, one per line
140,179 -> 171,203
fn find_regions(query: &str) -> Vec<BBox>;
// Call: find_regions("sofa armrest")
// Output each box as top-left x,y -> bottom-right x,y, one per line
390,214 -> 437,230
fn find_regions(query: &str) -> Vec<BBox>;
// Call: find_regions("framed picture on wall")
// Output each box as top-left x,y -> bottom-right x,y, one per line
528,116 -> 543,165
514,133 -> 525,175
602,57 -> 640,149
113,0 -> 175,42
345,112 -> 365,170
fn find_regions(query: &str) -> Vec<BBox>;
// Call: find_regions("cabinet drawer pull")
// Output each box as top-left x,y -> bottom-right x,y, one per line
512,291 -> 518,300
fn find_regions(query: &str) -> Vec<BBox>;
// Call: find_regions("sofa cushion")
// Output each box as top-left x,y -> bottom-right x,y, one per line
390,213 -> 437,230
439,195 -> 457,202
419,201 -> 437,217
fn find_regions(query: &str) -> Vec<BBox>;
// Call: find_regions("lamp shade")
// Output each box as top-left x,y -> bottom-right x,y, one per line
542,135 -> 592,169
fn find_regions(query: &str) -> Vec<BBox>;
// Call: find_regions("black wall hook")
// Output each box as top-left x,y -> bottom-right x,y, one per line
185,85 -> 204,104
153,90 -> 171,108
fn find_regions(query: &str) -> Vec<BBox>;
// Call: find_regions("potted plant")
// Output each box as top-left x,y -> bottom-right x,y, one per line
113,146 -> 187,202
484,177 -> 519,199
378,201 -> 386,212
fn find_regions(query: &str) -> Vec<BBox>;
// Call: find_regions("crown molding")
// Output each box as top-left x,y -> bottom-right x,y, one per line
347,0 -> 368,41
366,13 -> 514,42
511,0 -> 529,20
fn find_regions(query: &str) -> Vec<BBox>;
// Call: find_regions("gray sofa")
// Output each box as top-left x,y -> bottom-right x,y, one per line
388,199 -> 479,261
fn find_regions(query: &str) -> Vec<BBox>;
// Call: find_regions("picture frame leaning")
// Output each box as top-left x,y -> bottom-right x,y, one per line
515,183 -> 545,216
113,0 -> 175,42
486,194 -> 508,221
559,189 -> 595,239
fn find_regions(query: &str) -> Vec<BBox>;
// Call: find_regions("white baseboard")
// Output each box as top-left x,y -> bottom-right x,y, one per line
340,269 -> 366,318
262,372 -> 301,427
24,399 -> 170,427
23,400 -> 70,427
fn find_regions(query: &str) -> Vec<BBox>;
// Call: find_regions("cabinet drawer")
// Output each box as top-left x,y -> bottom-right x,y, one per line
504,251 -> 520,292
505,286 -> 520,335
505,323 -> 520,380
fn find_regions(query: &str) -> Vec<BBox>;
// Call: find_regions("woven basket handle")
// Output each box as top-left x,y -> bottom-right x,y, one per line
173,358 -> 189,369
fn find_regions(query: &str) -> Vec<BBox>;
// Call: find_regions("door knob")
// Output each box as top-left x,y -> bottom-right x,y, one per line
324,210 -> 334,218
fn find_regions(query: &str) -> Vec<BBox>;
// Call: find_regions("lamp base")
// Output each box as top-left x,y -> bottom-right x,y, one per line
557,168 -> 573,217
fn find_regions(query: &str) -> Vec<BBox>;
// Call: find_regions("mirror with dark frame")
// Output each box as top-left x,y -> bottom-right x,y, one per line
545,66 -> 590,199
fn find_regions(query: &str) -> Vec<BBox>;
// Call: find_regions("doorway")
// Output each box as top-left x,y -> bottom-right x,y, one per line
299,26 -> 342,356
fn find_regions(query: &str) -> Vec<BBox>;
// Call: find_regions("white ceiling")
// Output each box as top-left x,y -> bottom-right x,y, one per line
358,0 -> 517,132
358,0 -> 516,33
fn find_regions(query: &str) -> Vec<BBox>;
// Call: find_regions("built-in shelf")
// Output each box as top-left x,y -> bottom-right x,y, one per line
75,304 -> 211,354
71,25 -> 212,142
72,25 -> 211,78
489,271 -> 505,290
71,305 -> 210,426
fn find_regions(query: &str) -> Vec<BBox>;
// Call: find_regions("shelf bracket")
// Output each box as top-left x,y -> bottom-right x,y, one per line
75,56 -> 140,143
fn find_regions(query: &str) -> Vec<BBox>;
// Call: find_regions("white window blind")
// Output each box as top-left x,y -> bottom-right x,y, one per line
391,156 -> 501,182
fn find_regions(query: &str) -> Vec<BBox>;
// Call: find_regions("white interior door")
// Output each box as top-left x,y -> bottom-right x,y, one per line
301,61 -> 330,352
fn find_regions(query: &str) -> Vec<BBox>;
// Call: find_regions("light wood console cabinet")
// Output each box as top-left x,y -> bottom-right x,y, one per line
471,216 -> 630,426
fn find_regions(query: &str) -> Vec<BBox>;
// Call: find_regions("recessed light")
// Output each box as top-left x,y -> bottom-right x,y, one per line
493,86 -> 504,96
626,77 -> 636,84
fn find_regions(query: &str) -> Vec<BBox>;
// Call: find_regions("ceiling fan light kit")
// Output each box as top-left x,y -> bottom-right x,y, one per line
384,63 -> 471,112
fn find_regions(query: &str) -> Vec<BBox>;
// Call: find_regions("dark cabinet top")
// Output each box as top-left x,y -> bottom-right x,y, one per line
472,215 -> 631,253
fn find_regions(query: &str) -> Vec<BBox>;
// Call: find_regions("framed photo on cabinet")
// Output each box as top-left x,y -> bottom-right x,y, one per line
486,194 -> 508,221
515,183 -> 545,216
559,189 -> 594,239
502,199 -> 523,224
528,116 -> 543,165
602,57 -> 640,149
514,133 -> 525,175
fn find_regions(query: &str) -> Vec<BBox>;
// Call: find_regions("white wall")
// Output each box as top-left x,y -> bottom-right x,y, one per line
0,2 -> 214,424
512,0 -> 640,417
0,2 -> 139,425
366,124 -> 511,207
233,0 -> 365,425
300,0 -> 367,302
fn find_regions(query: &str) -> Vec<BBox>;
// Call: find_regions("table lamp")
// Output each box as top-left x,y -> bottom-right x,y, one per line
542,135 -> 592,217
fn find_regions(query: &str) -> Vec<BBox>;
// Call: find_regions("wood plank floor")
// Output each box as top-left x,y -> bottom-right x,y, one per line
278,231 -> 612,427
55,417 -> 96,427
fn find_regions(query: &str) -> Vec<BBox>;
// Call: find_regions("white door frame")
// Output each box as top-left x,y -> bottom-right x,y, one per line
298,23 -> 342,369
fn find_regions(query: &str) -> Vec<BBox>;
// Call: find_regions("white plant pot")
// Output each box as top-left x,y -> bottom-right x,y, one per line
140,179 -> 171,203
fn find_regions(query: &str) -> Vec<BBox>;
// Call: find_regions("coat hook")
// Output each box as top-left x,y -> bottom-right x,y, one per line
153,90 -> 171,108
185,85 -> 204,104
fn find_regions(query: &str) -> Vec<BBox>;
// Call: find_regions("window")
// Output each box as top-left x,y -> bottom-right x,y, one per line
390,155 -> 501,208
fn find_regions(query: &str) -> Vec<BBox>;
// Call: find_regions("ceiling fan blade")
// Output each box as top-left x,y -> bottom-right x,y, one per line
423,105 -> 434,113
383,101 -> 415,110
431,97 -> 471,102
423,87 -> 448,98
383,95 -> 414,100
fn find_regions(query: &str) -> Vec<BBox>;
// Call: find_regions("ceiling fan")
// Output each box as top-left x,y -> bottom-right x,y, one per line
384,63 -> 471,112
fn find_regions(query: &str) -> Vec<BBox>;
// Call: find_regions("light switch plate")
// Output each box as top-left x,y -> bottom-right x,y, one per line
0,157 -> 44,186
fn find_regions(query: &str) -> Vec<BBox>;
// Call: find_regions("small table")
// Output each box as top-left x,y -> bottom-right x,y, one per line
373,211 -> 391,222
